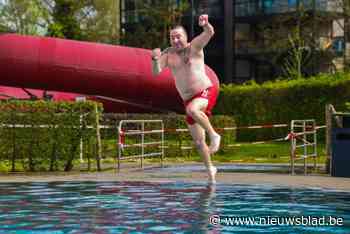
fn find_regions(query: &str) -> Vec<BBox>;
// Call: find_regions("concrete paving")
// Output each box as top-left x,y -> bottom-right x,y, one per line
1,163 -> 350,191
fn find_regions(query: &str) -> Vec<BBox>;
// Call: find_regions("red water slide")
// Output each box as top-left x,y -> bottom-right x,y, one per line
0,33 -> 219,113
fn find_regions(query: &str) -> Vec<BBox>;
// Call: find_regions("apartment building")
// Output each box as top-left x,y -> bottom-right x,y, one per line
120,0 -> 346,83
234,0 -> 345,83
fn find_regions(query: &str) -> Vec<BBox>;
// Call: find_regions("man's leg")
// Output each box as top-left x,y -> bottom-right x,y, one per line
186,98 -> 220,154
188,123 -> 217,183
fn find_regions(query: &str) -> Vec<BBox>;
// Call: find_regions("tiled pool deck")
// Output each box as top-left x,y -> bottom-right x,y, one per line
1,163 -> 350,191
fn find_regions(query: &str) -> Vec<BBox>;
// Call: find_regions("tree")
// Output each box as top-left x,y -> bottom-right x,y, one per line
44,0 -> 122,43
0,23 -> 10,33
46,0 -> 85,39
120,0 -> 189,49
281,28 -> 311,79
78,0 -> 121,44
0,0 -> 121,44
0,0 -> 47,35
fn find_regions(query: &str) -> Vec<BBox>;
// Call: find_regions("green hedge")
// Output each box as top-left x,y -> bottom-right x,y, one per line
0,100 -> 103,172
214,72 -> 350,141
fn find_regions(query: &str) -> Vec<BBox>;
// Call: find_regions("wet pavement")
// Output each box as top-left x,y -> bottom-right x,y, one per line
1,162 -> 350,191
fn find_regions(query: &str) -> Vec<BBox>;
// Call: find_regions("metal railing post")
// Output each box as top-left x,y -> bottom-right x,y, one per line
117,124 -> 122,172
290,119 -> 317,175
161,121 -> 164,168
290,120 -> 295,175
141,121 -> 144,168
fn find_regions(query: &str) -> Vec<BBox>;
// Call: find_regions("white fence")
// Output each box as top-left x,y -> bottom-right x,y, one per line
117,120 -> 164,171
289,119 -> 317,175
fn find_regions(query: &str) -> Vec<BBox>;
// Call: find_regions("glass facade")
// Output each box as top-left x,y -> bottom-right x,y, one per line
120,0 -> 345,83
120,0 -> 226,81
233,0 -> 344,83
121,0 -> 185,24
235,0 -> 342,17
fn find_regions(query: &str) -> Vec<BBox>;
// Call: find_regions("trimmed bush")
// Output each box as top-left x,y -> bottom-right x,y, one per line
214,72 -> 350,141
0,100 -> 103,172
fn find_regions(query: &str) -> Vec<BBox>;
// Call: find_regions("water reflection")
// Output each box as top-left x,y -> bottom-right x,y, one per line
0,182 -> 349,233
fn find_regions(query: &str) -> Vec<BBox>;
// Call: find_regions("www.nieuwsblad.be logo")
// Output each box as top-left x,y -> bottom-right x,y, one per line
209,215 -> 344,227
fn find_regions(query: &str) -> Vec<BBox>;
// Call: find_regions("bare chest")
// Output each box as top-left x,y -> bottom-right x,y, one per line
168,49 -> 204,71
167,51 -> 191,69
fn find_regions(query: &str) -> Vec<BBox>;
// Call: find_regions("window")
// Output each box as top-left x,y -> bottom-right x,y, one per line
235,59 -> 251,78
121,0 -> 141,24
332,37 -> 344,56
235,0 -> 258,17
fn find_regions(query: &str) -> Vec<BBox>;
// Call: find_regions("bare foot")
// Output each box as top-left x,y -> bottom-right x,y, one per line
208,166 -> 217,184
209,133 -> 221,154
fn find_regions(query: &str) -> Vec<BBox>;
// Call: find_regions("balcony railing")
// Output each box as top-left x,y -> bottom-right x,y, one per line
235,40 -> 274,54
235,36 -> 344,55
235,0 -> 342,17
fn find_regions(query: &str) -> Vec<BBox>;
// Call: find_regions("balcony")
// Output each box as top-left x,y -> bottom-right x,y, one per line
235,36 -> 345,58
235,40 -> 276,55
235,0 -> 342,18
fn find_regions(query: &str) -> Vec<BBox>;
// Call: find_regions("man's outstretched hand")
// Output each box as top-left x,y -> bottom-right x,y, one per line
198,14 -> 209,27
152,48 -> 161,61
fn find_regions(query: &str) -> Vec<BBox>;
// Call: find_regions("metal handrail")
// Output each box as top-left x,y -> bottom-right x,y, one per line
290,119 -> 317,175
117,120 -> 164,171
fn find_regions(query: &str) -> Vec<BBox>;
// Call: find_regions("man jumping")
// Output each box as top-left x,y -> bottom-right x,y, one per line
151,14 -> 220,183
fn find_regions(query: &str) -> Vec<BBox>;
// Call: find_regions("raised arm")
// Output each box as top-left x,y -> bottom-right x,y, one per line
191,14 -> 215,51
151,48 -> 168,76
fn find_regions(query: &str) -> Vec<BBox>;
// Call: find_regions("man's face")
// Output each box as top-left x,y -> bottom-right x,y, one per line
170,28 -> 188,50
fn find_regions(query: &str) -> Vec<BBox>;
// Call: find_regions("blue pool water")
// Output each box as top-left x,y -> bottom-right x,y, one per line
144,164 -> 325,174
0,181 -> 349,233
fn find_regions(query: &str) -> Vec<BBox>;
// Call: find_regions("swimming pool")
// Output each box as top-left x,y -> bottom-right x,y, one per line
146,163 -> 308,174
0,181 -> 349,233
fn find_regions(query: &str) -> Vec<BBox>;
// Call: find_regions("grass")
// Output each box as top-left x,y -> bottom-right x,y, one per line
0,141 -> 328,173
144,141 -> 327,164
101,131 -> 328,164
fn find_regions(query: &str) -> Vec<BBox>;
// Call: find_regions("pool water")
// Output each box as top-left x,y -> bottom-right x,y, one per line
147,164 -> 299,173
0,181 -> 349,233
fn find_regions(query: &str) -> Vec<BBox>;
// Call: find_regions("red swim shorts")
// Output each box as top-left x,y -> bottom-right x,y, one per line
183,86 -> 219,125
